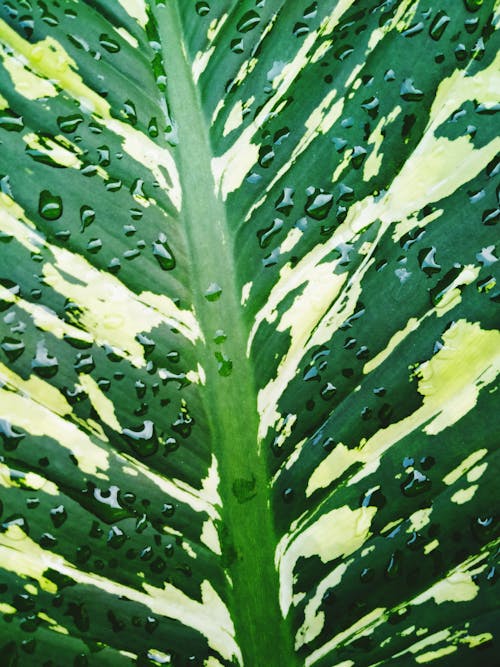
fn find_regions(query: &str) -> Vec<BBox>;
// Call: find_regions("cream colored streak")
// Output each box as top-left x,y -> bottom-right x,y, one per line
363,265 -> 481,375
117,0 -> 147,28
0,526 -> 241,663
0,390 -> 109,476
309,321 -> 499,495
0,47 -> 57,99
254,55 -> 498,444
192,13 -> 228,84
276,505 -> 376,615
212,29 -> 319,199
0,20 -> 181,210
295,561 -> 351,648
122,454 -> 221,521
244,92 -> 344,223
305,608 -> 385,666
23,133 -> 82,169
0,197 -> 201,366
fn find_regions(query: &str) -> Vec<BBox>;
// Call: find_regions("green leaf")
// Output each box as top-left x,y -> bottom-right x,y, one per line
0,1 -> 498,666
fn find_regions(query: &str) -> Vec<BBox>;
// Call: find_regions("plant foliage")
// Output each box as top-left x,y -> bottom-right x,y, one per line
0,1 -> 499,666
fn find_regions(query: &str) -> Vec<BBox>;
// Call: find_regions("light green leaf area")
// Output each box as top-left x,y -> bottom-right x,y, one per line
0,0 -> 498,666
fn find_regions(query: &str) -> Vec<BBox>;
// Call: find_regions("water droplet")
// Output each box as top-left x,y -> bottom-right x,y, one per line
305,188 -> 333,220
418,247 -> 441,276
79,205 -> 95,231
464,0 -> 483,12
350,145 -> 367,169
274,187 -> 294,215
99,34 -> 120,53
320,382 -> 336,400
123,99 -> 137,125
152,233 -> 176,270
1,336 -> 25,362
213,329 -> 227,344
258,144 -> 274,167
230,38 -> 244,53
214,351 -> 233,376
401,469 -> 432,496
401,21 -> 424,38
429,11 -> 450,40
204,283 -> 222,301
122,421 -> 158,457
385,550 -> 403,579
39,190 -> 63,220
57,114 -> 84,133
232,475 -> 257,503
282,487 -> 294,503
0,419 -> 25,450
195,1 -> 210,16
257,218 -> 283,248
293,22 -> 310,37
107,525 -> 127,549
50,505 -> 67,528
32,340 -> 58,378
0,111 -> 24,132
400,79 -> 424,102
237,10 -> 261,33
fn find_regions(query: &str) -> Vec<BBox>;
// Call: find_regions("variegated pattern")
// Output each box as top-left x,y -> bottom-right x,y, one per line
0,1 -> 498,665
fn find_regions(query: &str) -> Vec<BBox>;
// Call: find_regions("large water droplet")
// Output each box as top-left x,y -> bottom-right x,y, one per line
39,190 -> 63,220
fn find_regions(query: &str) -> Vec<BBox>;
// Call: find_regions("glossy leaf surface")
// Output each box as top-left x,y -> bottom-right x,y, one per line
0,1 -> 498,666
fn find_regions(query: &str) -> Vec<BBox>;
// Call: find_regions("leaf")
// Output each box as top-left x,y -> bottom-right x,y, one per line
0,1 -> 498,666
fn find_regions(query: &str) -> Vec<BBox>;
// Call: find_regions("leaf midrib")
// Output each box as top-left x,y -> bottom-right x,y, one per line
151,4 -> 299,665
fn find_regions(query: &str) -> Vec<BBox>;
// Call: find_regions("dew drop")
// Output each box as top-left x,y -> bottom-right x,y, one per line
99,34 -> 120,53
204,283 -> 222,301
195,1 -> 210,16
39,190 -> 63,220
237,10 -> 261,33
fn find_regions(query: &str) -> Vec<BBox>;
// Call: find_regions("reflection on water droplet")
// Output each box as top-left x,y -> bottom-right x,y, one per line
39,190 -> 63,220
237,10 -> 260,33
99,34 -> 120,53
257,218 -> 283,248
214,351 -> 233,376
32,340 -> 58,378
305,188 -> 333,220
204,283 -> 222,301
153,233 -> 176,270
429,11 -> 450,40
195,1 -> 210,16
401,469 -> 432,496
122,421 -> 158,457
57,114 -> 84,133
400,79 -> 424,102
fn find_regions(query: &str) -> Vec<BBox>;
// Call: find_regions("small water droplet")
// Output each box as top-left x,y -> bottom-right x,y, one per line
32,340 -> 58,378
195,1 -> 210,16
257,218 -> 283,248
305,188 -> 333,220
204,283 -> 222,301
400,79 -> 424,102
429,11 -> 450,40
99,34 -> 120,53
237,10 -> 261,33
57,114 -> 84,133
50,505 -> 67,528
400,469 -> 432,496
152,233 -> 176,270
214,351 -> 233,376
